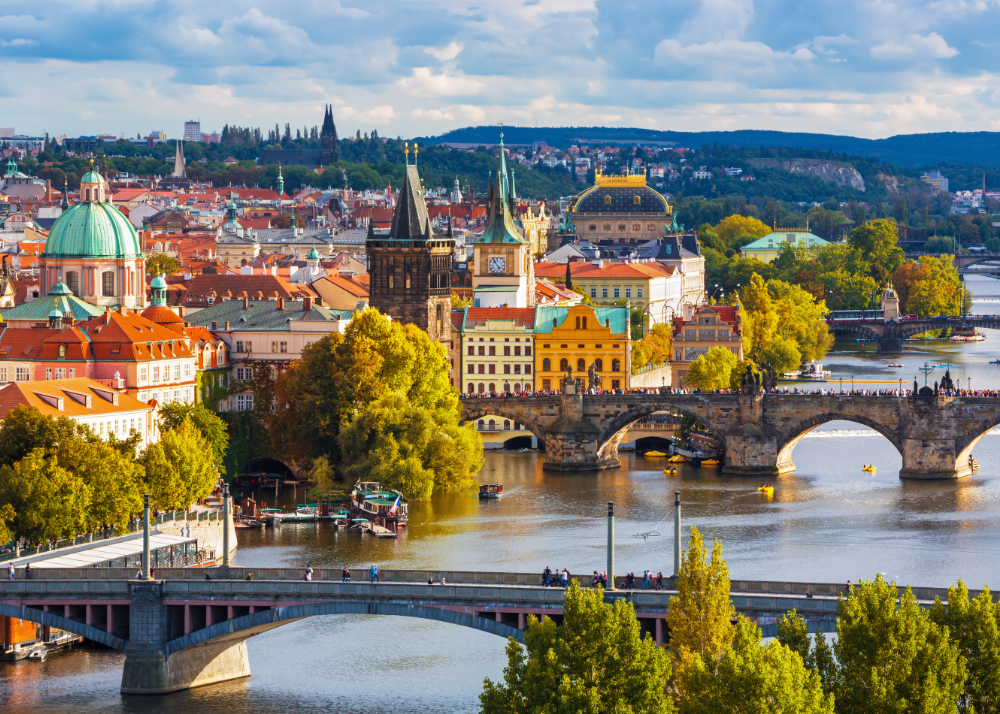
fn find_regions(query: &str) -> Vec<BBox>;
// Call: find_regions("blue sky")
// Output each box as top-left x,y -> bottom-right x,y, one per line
2,0 -> 999,140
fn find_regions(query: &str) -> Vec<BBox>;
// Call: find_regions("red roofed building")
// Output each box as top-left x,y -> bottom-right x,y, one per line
178,273 -> 318,310
457,306 -> 537,395
670,303 -> 743,388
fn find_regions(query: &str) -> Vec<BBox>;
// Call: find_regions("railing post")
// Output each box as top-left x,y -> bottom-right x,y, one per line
673,491 -> 681,578
607,501 -> 615,591
222,486 -> 232,568
142,493 -> 151,580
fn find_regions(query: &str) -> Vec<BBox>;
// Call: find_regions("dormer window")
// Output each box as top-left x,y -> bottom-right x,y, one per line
58,345 -> 66,358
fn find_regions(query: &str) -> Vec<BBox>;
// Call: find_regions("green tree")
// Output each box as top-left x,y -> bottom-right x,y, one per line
834,574 -> 966,714
307,455 -> 337,500
0,503 -> 14,546
666,526 -> 735,685
480,581 -> 674,714
776,609 -> 811,664
141,419 -> 217,509
685,346 -> 738,390
848,219 -> 905,286
145,254 -> 183,276
680,616 -> 834,714
740,273 -> 777,363
338,394 -> 482,499
158,402 -> 230,475
712,214 -> 771,252
930,581 -> 1000,713
767,279 -> 832,363
0,405 -> 97,466
0,449 -> 91,542
138,441 -> 186,512
55,438 -> 144,534
632,323 -> 673,372
893,256 -> 968,317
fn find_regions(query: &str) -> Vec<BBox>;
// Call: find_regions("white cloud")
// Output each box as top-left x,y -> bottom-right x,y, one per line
654,38 -> 815,65
413,108 -> 456,121
397,68 -> 484,96
425,41 -> 464,61
871,33 -> 959,60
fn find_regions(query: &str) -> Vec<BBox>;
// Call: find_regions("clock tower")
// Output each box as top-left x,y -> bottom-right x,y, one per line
471,135 -> 534,308
366,145 -> 454,346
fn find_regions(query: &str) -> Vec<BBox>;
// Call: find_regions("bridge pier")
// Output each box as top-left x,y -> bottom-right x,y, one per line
877,336 -> 904,353
543,376 -> 620,471
120,581 -> 251,695
900,438 -> 973,479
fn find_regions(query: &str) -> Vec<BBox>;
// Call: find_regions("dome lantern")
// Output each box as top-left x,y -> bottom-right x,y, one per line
150,273 -> 168,306
79,159 -> 106,203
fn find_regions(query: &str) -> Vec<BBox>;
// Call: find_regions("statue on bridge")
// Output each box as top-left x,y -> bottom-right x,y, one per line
588,362 -> 602,391
940,369 -> 954,392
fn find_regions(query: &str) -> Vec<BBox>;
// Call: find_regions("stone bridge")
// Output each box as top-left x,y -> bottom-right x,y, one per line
461,382 -> 1000,478
826,316 -> 1000,352
905,252 -> 1000,270
2,566 -> 960,694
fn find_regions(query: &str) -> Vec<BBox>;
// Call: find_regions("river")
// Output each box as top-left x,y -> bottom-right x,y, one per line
4,274 -> 1000,712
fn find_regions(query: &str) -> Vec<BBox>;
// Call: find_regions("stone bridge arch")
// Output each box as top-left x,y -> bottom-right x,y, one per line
0,602 -> 127,651
955,418 -> 1000,468
776,412 -> 903,472
595,403 -> 726,464
461,404 -> 549,447
166,601 -> 526,658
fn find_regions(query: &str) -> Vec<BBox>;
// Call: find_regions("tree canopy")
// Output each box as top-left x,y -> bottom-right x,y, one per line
685,346 -> 738,390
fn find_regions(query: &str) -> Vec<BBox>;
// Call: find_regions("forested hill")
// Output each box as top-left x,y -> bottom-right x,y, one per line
416,126 -> 1000,168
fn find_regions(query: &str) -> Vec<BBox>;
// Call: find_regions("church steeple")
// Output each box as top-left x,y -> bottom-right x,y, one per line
277,165 -> 284,196
172,138 -> 186,179
320,105 -> 339,165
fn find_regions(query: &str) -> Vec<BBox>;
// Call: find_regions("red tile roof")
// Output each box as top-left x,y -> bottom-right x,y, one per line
0,378 -> 152,419
534,261 -> 676,279
464,307 -> 536,327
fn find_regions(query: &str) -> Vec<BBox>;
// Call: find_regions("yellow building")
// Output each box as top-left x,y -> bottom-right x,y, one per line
459,307 -> 536,394
534,304 -> 630,392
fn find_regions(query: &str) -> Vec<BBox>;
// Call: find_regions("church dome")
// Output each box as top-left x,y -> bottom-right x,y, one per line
79,169 -> 104,184
307,247 -> 320,260
573,184 -> 670,214
44,201 -> 143,258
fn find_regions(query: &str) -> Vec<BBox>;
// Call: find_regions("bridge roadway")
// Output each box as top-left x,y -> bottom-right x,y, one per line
0,566 -> 963,694
826,315 -> 1000,351
461,383 -> 1000,476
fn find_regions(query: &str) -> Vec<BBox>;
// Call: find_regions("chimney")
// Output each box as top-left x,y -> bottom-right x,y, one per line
276,296 -> 284,310
224,321 -> 230,330
211,321 -> 218,330
302,296 -> 312,311
177,306 -> 185,318
242,296 -> 249,309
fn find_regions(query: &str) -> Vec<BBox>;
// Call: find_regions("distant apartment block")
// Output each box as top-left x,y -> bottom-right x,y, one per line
184,120 -> 202,142
921,170 -> 949,192
692,166 -> 712,180
724,167 -> 743,177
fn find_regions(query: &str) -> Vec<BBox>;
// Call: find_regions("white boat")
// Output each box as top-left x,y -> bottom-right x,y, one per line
479,484 -> 504,499
887,363 -> 904,368
950,333 -> 985,342
798,361 -> 831,379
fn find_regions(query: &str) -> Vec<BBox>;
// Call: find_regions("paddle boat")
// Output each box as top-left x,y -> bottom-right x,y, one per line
663,467 -> 678,475
700,459 -> 721,467
757,484 -> 774,494
667,455 -> 686,463
643,450 -> 668,458
862,465 -> 876,473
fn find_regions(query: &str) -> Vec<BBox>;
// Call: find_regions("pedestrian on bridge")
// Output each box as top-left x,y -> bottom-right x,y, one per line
7,562 -> 14,580
342,567 -> 351,582
560,568 -> 569,587
591,571 -> 600,588
370,564 -> 380,583
304,564 -> 313,582
542,566 -> 552,586
655,572 -> 663,590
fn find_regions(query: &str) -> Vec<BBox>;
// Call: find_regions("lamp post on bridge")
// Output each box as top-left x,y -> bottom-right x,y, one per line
607,502 -> 615,591
673,491 -> 682,579
141,493 -> 151,580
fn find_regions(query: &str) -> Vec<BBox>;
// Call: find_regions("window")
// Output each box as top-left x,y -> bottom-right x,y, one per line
488,346 -> 496,356
102,271 -> 115,297
68,368 -> 75,378
468,346 -> 474,356
542,379 -> 551,390
637,288 -> 643,298
65,271 -> 80,295
514,346 -> 521,356
590,288 -> 596,298
504,364 -> 511,374
614,288 -> 620,298
577,358 -> 585,372
467,364 -> 475,374
602,288 -> 608,298
478,364 -> 485,374
478,346 -> 485,356
559,358 -> 569,371
543,358 -> 551,371
612,358 -> 621,372
246,394 -> 254,411
139,366 -> 147,383
236,394 -> 244,411
478,383 -> 485,393
0,367 -> 6,382
488,364 -> 496,374
525,365 -> 532,374
236,341 -> 245,353
594,358 -> 603,371
184,364 -> 192,377
503,346 -> 510,356
15,366 -> 29,382
625,288 -> 631,298
612,379 -> 621,389
272,341 -> 278,353
58,345 -> 66,358
467,383 -> 475,393
513,364 -> 521,374
236,367 -> 244,380
525,346 -> 532,356
45,368 -> 52,380
280,342 -> 288,353
174,364 -> 181,380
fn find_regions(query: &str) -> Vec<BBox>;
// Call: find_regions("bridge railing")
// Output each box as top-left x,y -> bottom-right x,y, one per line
0,567 -> 967,604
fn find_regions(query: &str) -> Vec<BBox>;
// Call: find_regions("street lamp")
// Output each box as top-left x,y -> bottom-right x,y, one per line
851,375 -> 854,392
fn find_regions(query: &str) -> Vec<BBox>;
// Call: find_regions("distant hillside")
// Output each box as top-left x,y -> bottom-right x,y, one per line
415,126 -> 1000,168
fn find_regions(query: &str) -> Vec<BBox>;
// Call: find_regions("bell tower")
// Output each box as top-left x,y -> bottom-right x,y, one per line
366,143 -> 454,346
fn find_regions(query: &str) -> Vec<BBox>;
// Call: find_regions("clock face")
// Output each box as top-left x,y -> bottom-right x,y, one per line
489,256 -> 506,274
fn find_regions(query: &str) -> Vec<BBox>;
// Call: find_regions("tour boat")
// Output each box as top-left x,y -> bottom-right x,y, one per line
798,362 -> 831,380
351,482 -> 408,527
479,483 -> 504,499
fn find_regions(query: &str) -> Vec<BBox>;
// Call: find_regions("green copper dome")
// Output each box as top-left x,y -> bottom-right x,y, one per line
307,247 -> 320,260
80,170 -> 103,184
44,201 -> 142,258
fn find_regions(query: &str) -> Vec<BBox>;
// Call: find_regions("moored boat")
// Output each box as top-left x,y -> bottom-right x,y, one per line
479,483 -> 504,499
351,482 -> 408,527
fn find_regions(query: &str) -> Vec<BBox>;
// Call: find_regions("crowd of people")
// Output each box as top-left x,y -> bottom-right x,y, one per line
461,386 -> 1000,398
541,566 -> 665,591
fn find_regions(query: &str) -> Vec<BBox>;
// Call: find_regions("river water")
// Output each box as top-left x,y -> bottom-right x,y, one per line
4,275 -> 1000,713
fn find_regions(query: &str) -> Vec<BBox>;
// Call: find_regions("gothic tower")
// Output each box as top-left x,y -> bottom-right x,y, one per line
320,105 -> 338,165
366,145 -> 453,347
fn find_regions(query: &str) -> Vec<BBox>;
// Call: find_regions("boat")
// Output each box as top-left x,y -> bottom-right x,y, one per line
862,465 -> 876,473
990,360 -> 1000,365
479,483 -> 504,499
351,482 -> 408,528
279,507 -> 318,523
27,650 -> 45,660
667,455 -> 686,463
663,468 -> 677,475
887,363 -> 904,368
350,518 -> 370,531
700,459 -> 720,467
260,508 -> 284,526
950,329 -> 985,342
757,484 -> 774,494
643,450 -> 668,458
798,361 -> 831,380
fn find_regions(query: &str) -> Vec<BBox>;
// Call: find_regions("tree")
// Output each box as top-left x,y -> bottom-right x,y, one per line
685,346 -> 738,390
55,438 -> 143,534
145,254 -> 182,276
893,256 -> 968,317
740,273 -> 777,363
848,219 -> 905,286
776,610 -> 836,694
834,574 -> 966,714
632,323 -> 672,372
338,394 -> 482,500
480,581 -> 674,714
450,292 -> 472,309
767,279 -> 832,363
680,616 -> 834,714
307,455 -> 337,500
666,526 -> 735,683
712,214 -> 771,252
158,402 -> 230,475
930,581 -> 1000,713
0,449 -> 91,542
138,441 -> 186,512
0,503 -> 14,546
0,405 -> 97,466
142,419 -> 217,509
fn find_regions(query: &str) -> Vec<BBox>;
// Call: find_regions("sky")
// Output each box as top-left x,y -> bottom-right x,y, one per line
2,0 -> 1000,141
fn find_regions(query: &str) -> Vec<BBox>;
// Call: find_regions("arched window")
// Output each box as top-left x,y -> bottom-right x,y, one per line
524,384 -> 533,393
488,419 -> 496,429
85,188 -> 91,201
503,383 -> 511,393
65,271 -> 80,295
577,358 -> 585,372
503,420 -> 511,430
478,419 -> 485,429
559,358 -> 569,371
582,316 -> 588,329
405,274 -> 411,289
467,383 -> 475,393
240,259 -> 248,267
594,358 -> 603,372
436,304 -> 443,328
543,358 -> 551,371
488,382 -> 496,393
612,358 -> 621,372
513,383 -> 520,392
478,383 -> 485,393
575,316 -> 581,329
102,271 -> 115,297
